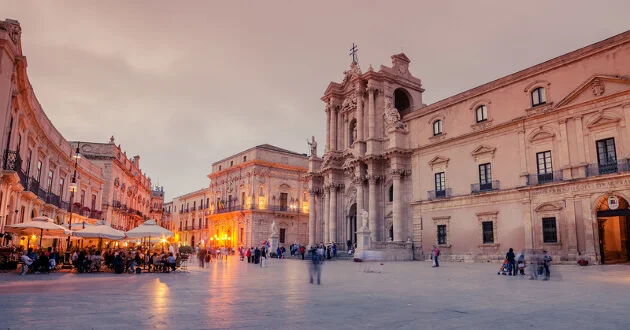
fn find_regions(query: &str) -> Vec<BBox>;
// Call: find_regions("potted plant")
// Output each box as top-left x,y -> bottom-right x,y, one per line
178,245 -> 193,259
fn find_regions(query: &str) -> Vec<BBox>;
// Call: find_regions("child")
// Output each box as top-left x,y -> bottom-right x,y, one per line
497,259 -> 509,275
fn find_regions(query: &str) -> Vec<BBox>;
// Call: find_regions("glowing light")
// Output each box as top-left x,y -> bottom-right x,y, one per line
161,238 -> 166,243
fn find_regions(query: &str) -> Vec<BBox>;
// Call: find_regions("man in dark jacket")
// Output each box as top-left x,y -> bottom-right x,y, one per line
506,248 -> 516,276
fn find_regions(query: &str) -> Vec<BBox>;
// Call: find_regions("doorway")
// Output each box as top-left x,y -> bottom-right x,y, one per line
596,195 -> 630,264
348,204 -> 357,247
191,235 -> 195,248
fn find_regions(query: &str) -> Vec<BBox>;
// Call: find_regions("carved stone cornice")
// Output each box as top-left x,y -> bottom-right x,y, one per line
366,174 -> 381,184
429,133 -> 448,144
390,169 -> 411,178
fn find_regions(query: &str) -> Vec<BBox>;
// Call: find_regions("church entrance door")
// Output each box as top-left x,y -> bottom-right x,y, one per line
596,195 -> 630,264
348,204 -> 357,248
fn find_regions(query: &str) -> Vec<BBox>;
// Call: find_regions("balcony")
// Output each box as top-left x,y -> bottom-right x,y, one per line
586,159 -> 629,177
427,188 -> 451,200
61,201 -> 70,211
526,171 -> 563,185
89,210 -> 102,219
198,205 -> 203,211
471,180 -> 500,193
45,192 -> 61,208
1,150 -> 22,171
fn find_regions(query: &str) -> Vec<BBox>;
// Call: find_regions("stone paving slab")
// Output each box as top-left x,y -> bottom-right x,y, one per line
0,259 -> 629,329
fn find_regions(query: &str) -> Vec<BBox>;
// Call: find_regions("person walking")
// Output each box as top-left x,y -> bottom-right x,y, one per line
276,246 -> 282,259
300,245 -> 306,260
246,247 -> 252,263
516,250 -> 526,275
542,250 -> 552,280
506,248 -> 516,276
332,243 -> 337,258
431,245 -> 440,267
309,246 -> 322,285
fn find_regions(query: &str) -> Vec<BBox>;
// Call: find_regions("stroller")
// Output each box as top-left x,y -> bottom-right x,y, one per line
497,259 -> 510,275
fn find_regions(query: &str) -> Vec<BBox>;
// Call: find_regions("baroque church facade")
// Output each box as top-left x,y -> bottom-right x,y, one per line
308,30 -> 630,264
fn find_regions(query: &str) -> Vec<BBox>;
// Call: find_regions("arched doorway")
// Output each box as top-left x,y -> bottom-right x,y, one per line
348,204 -> 357,248
596,194 -> 630,264
388,224 -> 394,242
394,88 -> 412,118
191,235 -> 195,248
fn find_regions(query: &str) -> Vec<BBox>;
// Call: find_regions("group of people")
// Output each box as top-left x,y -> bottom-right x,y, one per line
20,247 -> 59,275
503,248 -> 553,280
195,246 -> 231,268
242,246 -> 267,264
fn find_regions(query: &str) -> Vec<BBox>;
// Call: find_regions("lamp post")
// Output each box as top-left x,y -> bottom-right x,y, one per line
66,143 -> 81,252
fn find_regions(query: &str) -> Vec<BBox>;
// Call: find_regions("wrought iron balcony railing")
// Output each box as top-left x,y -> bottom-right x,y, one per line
586,159 -> 629,177
526,171 -> 563,185
428,188 -> 451,200
1,150 -> 22,171
471,180 -> 500,193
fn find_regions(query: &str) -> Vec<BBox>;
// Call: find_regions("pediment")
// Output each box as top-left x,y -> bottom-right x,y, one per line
428,156 -> 449,170
528,127 -> 556,142
385,210 -> 393,218
471,145 -> 496,158
322,82 -> 341,99
535,203 -> 563,212
555,74 -> 630,109
586,111 -> 621,129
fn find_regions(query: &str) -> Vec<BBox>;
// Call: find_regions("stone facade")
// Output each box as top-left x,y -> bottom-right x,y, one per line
171,144 -> 310,249
0,19 -> 163,247
309,31 -> 630,264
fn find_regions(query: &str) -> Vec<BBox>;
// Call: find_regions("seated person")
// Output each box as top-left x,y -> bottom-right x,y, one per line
113,254 -> 124,274
167,253 -> 176,272
35,252 -> 50,274
20,251 -> 34,275
90,251 -> 102,271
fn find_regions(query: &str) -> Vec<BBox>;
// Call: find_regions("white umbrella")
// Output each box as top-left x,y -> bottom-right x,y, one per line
125,219 -> 173,238
5,216 -> 71,247
73,225 -> 126,240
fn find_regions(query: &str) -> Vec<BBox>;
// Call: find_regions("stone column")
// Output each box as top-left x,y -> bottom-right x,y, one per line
565,197 -> 578,258
356,89 -> 364,141
323,187 -> 330,243
367,86 -> 375,139
522,201 -> 533,251
580,195 -> 596,255
331,107 -> 338,151
517,125 -> 528,186
325,109 -> 331,152
392,170 -> 404,241
329,185 -> 337,244
308,190 -> 316,247
367,175 -> 378,240
355,179 -> 364,221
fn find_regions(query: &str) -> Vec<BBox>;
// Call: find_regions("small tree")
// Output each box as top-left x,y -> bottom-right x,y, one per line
178,245 -> 193,255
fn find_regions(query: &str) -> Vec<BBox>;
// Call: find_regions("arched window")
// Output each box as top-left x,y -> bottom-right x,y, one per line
476,105 -> 487,123
433,120 -> 442,136
388,185 -> 394,202
531,87 -> 546,107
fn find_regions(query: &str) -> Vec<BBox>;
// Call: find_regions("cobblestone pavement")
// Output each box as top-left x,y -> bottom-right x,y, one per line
0,258 -> 629,329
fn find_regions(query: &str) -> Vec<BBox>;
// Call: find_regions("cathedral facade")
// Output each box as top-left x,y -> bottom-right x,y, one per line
308,30 -> 630,264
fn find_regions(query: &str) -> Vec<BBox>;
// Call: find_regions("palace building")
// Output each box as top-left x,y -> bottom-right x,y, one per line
0,19 -> 164,245
170,144 -> 310,249
308,30 -> 630,264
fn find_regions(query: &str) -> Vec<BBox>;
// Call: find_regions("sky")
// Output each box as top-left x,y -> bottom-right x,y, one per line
2,0 -> 630,199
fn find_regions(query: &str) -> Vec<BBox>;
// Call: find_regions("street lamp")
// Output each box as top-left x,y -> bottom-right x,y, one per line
66,142 -> 81,251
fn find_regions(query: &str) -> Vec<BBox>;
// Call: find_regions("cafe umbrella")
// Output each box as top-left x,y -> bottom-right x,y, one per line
73,223 -> 126,249
5,216 -> 71,248
125,219 -> 173,250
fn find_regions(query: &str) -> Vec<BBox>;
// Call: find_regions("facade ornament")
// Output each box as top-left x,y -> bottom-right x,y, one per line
0,20 -> 21,44
271,220 -> 278,235
110,135 -> 115,144
114,177 -> 120,187
341,92 -> 357,113
367,64 -> 373,72
307,136 -> 318,158
592,79 -> 605,96
366,174 -> 380,184
383,97 -> 405,129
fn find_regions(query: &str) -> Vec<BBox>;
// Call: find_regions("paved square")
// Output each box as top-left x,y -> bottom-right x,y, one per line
1,258 -> 629,329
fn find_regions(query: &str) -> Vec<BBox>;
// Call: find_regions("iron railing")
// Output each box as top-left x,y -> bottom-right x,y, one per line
586,159 -> 630,177
210,204 -> 307,215
1,150 -> 22,171
428,188 -> 451,200
45,192 -> 61,208
61,201 -> 70,211
27,177 -> 40,195
471,180 -> 500,193
526,171 -> 563,185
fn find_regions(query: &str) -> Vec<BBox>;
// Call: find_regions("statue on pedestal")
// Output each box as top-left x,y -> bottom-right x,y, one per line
307,136 -> 318,158
270,220 -> 278,236
383,97 -> 405,129
360,209 -> 369,230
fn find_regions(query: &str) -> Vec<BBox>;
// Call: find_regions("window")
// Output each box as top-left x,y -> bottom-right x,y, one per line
243,156 -> 247,162
36,161 -> 42,182
241,192 -> 245,206
476,105 -> 488,123
433,120 -> 442,136
26,149 -> 32,175
206,198 -> 210,208
280,228 -> 286,244
230,160 -> 233,167
47,169 -> 54,191
437,225 -> 447,245
280,193 -> 288,211
542,217 -> 557,243
91,194 -> 97,211
80,189 -> 86,206
435,172 -> 445,192
531,87 -> 546,107
482,221 -> 494,244
596,138 -> 617,174
536,151 -> 553,182
193,201 -> 196,209
240,227 -> 244,243
479,163 -> 492,187
59,178 -> 64,198
219,165 -> 222,171
388,185 -> 393,202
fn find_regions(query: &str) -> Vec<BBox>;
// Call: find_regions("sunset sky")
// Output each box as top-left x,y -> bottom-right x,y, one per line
2,0 -> 629,198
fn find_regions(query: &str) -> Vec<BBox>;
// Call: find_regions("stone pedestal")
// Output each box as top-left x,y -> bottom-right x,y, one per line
387,127 -> 408,149
354,226 -> 371,259
268,234 -> 279,256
